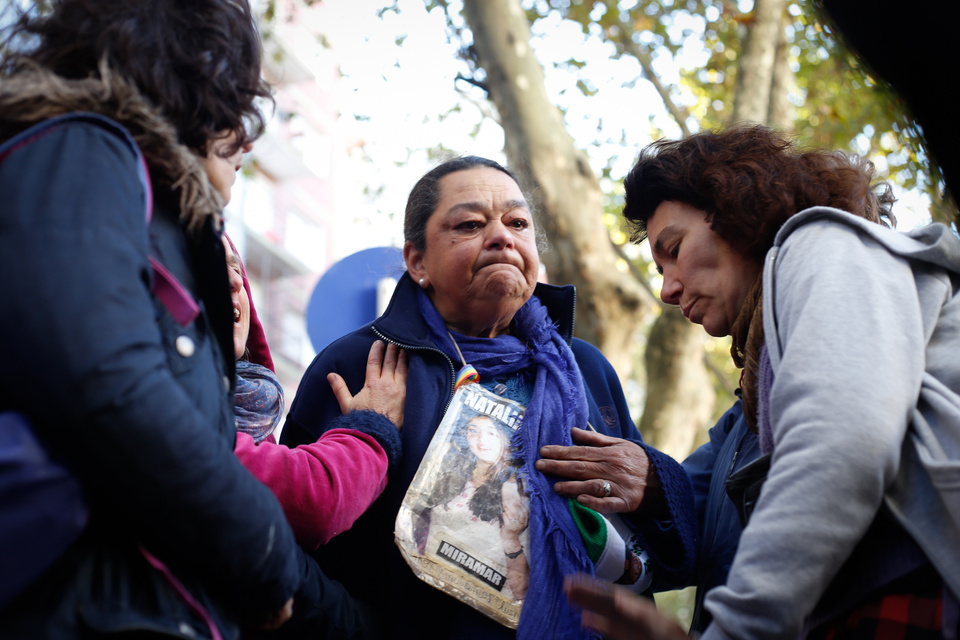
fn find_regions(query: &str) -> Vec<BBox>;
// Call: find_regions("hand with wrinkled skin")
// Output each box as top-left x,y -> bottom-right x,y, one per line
565,574 -> 687,640
328,341 -> 408,429
534,427 -> 659,514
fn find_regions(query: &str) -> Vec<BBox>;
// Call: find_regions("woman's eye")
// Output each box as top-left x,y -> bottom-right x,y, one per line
670,243 -> 680,258
456,221 -> 481,230
510,219 -> 529,229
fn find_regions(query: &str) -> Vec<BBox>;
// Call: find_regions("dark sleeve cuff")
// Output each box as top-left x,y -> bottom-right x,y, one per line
626,442 -> 698,591
329,410 -> 402,471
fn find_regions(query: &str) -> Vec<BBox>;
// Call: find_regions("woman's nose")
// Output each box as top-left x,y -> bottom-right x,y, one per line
233,142 -> 253,171
228,267 -> 243,293
660,272 -> 682,305
485,219 -> 515,249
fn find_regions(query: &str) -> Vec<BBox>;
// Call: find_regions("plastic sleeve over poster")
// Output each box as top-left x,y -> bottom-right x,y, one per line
395,383 -> 530,628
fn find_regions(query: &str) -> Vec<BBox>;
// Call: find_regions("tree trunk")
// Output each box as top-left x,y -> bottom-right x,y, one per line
461,0 -> 654,379
767,10 -> 794,129
639,308 -> 716,459
460,0 -> 793,456
733,0 -> 787,124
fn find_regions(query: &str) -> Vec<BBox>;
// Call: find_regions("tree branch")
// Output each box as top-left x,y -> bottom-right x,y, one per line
703,353 -> 738,397
615,21 -> 692,137
610,238 -> 660,309
454,72 -> 488,93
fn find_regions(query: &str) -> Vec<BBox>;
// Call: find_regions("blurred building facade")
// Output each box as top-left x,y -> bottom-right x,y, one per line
226,2 -> 343,404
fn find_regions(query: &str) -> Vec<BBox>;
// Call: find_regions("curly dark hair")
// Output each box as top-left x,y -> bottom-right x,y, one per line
622,124 -> 896,263
2,0 -> 272,154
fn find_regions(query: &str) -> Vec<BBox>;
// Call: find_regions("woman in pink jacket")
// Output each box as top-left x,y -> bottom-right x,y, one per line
198,135 -> 407,550
200,139 -> 406,639
226,233 -> 406,549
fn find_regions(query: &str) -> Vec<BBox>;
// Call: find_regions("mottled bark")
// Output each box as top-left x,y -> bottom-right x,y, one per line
732,0 -> 787,124
767,11 -> 794,129
639,308 -> 716,459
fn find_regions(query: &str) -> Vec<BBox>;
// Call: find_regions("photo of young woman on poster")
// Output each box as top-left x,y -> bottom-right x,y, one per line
413,409 -> 530,603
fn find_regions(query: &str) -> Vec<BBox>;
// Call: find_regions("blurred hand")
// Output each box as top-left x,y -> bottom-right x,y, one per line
328,341 -> 408,429
535,427 -> 655,513
259,597 -> 294,632
565,574 -> 687,640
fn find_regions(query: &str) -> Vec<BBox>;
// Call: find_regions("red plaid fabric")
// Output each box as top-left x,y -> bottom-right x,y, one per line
808,566 -> 944,640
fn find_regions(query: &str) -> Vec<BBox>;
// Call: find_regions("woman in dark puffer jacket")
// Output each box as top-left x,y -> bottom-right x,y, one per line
0,1 -> 303,636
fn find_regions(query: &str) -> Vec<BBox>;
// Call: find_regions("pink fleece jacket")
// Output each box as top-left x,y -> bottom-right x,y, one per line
224,233 -> 392,550
234,428 -> 389,550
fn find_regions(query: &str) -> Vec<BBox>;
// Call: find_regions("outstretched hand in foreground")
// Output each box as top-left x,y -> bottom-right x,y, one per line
257,597 -> 294,632
565,574 -> 688,640
328,341 -> 408,429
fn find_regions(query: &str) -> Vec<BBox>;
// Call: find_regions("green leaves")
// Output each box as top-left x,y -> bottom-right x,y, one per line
518,0 -> 951,224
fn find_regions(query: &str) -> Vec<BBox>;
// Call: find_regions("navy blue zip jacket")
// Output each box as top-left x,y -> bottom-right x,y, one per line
282,272 -> 696,639
681,399 -> 761,632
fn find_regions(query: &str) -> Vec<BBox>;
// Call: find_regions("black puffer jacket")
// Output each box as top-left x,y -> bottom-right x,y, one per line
0,70 -> 300,638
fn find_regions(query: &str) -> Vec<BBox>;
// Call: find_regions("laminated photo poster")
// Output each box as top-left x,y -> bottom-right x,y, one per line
395,383 -> 530,628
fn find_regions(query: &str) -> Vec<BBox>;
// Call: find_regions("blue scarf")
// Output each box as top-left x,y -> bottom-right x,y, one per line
234,359 -> 284,443
417,288 -> 597,640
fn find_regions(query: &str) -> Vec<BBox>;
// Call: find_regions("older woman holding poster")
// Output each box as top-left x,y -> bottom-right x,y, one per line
281,156 -> 696,639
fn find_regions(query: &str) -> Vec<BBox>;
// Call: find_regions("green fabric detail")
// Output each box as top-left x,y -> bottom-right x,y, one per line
567,498 -> 607,564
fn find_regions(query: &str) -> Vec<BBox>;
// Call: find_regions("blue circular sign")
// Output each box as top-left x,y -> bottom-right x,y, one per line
306,246 -> 405,353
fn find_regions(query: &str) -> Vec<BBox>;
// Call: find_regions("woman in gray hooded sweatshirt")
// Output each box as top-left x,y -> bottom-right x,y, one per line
565,124 -> 960,640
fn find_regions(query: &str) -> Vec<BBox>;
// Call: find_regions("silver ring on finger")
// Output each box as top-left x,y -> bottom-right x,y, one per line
601,480 -> 612,498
